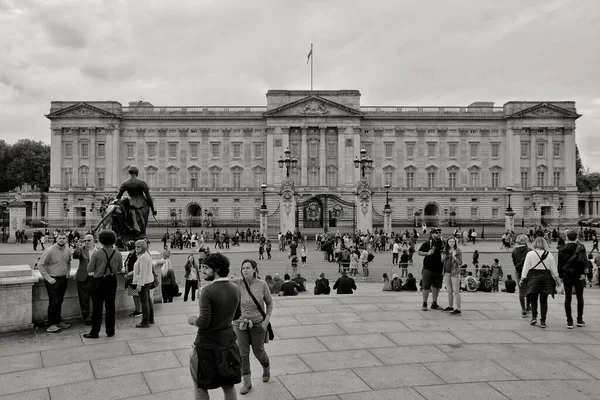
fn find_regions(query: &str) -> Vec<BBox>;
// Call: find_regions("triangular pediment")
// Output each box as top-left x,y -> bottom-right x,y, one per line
45,103 -> 120,120
507,103 -> 581,119
263,96 -> 363,118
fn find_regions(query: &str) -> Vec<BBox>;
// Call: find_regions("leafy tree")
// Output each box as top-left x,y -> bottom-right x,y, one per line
576,145 -> 584,175
0,139 -> 50,192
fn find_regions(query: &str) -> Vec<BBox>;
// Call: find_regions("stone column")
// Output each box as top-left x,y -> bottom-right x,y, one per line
8,199 -> 26,244
564,127 -> 576,186
301,127 -> 308,186
72,128 -> 80,186
266,128 -> 274,185
353,127 -> 361,183
355,179 -> 373,233
337,127 -> 346,187
50,128 -> 63,188
259,208 -> 269,238
279,180 -> 297,234
383,207 -> 393,235
319,127 -> 326,186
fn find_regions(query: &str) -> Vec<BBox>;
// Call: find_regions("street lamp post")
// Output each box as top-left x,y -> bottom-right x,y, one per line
384,183 -> 391,210
278,148 -> 298,178
63,202 -> 70,230
558,201 -> 564,231
353,148 -> 373,178
261,183 -> 267,210
506,186 -> 513,212
260,183 -> 268,237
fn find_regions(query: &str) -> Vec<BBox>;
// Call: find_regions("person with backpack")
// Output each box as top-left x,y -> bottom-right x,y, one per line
314,272 -> 331,295
478,269 -> 494,292
512,234 -> 532,317
520,237 -> 561,328
558,230 -> 587,329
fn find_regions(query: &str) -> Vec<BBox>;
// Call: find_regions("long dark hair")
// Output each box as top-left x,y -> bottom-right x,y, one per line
444,237 -> 458,254
241,259 -> 259,279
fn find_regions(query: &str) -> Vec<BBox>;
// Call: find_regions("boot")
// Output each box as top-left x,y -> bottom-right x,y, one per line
262,365 -> 270,382
240,374 -> 252,395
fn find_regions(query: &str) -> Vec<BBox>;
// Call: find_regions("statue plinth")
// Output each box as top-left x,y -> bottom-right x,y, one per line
355,178 -> 373,234
279,179 -> 297,235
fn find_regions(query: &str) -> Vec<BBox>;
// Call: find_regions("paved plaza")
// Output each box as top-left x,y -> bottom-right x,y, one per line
1,277 -> 600,399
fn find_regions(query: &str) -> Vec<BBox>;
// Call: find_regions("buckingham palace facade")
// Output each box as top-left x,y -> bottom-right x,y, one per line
45,89 -> 581,232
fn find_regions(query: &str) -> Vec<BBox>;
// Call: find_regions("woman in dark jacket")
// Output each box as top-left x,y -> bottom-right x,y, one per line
184,254 -> 200,302
314,272 -> 331,295
124,241 -> 141,316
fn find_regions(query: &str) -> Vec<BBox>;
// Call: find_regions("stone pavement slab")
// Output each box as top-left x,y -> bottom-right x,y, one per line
41,341 -> 130,367
0,388 -> 50,400
317,333 -> 396,351
384,330 -> 464,346
0,351 -> 42,374
567,359 -> 600,379
278,369 -> 371,399
435,343 -> 522,361
352,364 -> 444,389
0,361 -> 94,396
48,373 -> 150,400
507,343 -> 595,360
368,345 -> 452,365
337,320 -> 410,334
490,380 -> 593,400
339,387 -> 425,400
514,330 -> 600,344
414,382 -> 509,400
298,349 -> 383,371
448,330 -> 531,344
276,323 -> 346,339
564,380 -> 600,400
90,350 -> 181,378
423,360 -> 518,383
496,358 -> 595,380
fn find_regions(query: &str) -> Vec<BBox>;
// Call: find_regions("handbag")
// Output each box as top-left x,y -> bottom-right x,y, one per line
149,267 -> 159,289
242,277 -> 275,341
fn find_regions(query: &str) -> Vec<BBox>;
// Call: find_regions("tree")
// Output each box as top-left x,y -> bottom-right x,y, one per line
576,145 -> 584,175
0,140 -> 50,193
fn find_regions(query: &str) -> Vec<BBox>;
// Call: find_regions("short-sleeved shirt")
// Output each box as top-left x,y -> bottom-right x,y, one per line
418,238 -> 444,272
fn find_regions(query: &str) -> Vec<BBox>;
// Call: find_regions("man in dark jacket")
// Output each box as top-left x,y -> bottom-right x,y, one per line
333,271 -> 357,294
73,234 -> 96,325
558,230 -> 587,329
512,234 -> 531,317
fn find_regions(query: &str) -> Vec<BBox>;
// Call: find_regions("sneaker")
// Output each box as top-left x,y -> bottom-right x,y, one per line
130,311 -> 142,317
421,303 -> 428,311
451,309 -> 462,316
521,311 -> 528,318
577,320 -> 586,327
530,318 -> 537,326
540,321 -> 547,328
430,303 -> 443,310
47,324 -> 61,333
442,307 -> 454,312
526,306 -> 531,312
56,322 -> 70,329
567,322 -> 574,329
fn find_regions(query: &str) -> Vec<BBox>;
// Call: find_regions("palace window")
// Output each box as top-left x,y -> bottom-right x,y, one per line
308,169 -> 319,187
79,168 -> 89,187
406,143 -> 415,158
363,143 -> 373,158
521,142 -> 529,158
63,168 -> 73,187
168,143 -> 177,159
253,168 -> 264,188
384,170 -> 393,186
97,143 -> 105,158
126,143 -> 135,159
448,171 -> 457,188
327,141 -> 337,159
537,142 -> 546,158
309,142 -> 318,158
448,143 -> 457,159
190,143 -> 199,159
290,142 -> 300,158
521,170 -> 529,188
553,171 -> 561,187
470,143 -> 479,159
427,171 -> 436,188
147,169 -> 157,188
470,171 -> 479,187
384,143 -> 394,159
211,207 -> 219,218
97,169 -> 105,190
537,171 -> 545,187
188,172 -> 197,189
327,168 -> 337,187
492,208 -> 499,219
211,143 -> 220,159
64,143 -> 73,158
80,143 -> 89,158
168,171 -> 177,188
233,143 -> 241,159
233,207 -> 241,220
232,170 -> 242,189
254,143 -> 264,159
553,142 -> 562,158
427,143 -> 436,158
290,168 -> 300,187
491,172 -> 500,188
491,143 -> 500,159
406,171 -> 414,189
147,143 -> 156,158
211,170 -> 221,188
470,207 -> 478,219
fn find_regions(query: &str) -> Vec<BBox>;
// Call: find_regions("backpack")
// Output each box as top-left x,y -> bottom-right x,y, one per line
367,252 -> 375,262
563,245 -> 583,278
481,278 -> 493,292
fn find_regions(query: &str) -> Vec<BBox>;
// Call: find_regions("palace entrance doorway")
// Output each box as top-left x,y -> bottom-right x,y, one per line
423,203 -> 440,228
295,194 -> 356,237
186,203 -> 202,227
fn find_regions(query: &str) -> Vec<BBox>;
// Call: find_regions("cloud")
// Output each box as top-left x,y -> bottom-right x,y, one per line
42,21 -> 87,49
80,63 -> 135,81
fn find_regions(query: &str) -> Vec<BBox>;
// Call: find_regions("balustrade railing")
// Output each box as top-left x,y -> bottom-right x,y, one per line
360,106 -> 505,113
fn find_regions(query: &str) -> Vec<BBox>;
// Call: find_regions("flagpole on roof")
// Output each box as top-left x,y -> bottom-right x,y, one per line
307,44 -> 313,92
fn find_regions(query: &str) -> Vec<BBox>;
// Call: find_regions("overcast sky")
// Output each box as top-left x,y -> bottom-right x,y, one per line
1,0 -> 599,170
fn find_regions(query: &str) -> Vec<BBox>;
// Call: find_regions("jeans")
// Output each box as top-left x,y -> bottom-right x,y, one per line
530,293 -> 549,322
564,278 -> 585,323
492,278 -> 500,292
234,324 -> 270,376
77,276 -> 94,323
139,284 -> 154,325
392,253 -> 399,265
44,276 -> 68,326
444,273 -> 461,310
184,280 -> 199,302
516,270 -> 531,311
91,275 -> 117,335
162,285 -> 174,303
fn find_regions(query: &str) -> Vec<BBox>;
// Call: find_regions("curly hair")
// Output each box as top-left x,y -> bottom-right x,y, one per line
98,229 -> 117,246
203,253 -> 231,277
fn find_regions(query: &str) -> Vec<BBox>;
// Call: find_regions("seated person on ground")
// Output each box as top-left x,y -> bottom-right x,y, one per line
382,273 -> 393,291
462,271 -> 479,292
280,273 -> 301,296
314,272 -> 331,295
477,269 -> 493,292
402,273 -> 418,291
502,274 -> 517,293
333,270 -> 357,294
292,273 -> 307,292
391,274 -> 403,291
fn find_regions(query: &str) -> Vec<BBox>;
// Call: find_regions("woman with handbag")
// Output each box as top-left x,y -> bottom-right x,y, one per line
520,237 -> 561,328
133,239 -> 155,328
232,259 -> 273,395
184,254 -> 200,302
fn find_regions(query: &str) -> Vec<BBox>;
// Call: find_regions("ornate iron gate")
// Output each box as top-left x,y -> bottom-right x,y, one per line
295,194 -> 356,234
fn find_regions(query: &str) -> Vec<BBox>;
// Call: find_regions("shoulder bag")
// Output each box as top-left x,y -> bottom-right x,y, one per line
242,278 -> 275,341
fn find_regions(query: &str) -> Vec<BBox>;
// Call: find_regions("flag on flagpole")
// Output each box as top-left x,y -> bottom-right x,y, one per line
306,45 -> 312,64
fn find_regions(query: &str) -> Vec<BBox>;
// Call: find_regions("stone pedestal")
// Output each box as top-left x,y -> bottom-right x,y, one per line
383,207 -> 393,235
259,207 -> 269,238
8,200 -> 26,244
505,210 -> 515,232
150,251 -> 164,304
0,265 -> 37,332
279,179 -> 297,235
356,178 -> 373,233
